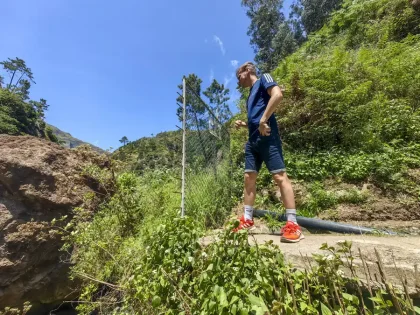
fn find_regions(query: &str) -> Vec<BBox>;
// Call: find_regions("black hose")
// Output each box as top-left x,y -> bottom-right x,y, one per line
253,209 -> 398,235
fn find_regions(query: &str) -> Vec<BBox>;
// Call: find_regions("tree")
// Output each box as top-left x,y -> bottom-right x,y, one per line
15,79 -> 31,100
271,22 -> 299,66
289,1 -> 306,44
203,79 -> 232,124
241,0 -> 285,72
176,74 -> 208,129
119,136 -> 129,146
0,58 -> 35,96
29,98 -> 49,120
0,57 -> 56,142
292,0 -> 344,35
176,74 -> 213,168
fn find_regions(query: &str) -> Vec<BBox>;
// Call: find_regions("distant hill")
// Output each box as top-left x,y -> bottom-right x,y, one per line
47,124 -> 105,154
113,130 -> 182,173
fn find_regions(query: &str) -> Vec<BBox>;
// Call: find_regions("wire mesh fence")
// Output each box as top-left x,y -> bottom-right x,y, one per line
179,78 -> 233,227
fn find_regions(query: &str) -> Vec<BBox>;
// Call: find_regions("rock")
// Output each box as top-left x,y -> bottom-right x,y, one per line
0,135 -> 109,312
362,183 -> 373,191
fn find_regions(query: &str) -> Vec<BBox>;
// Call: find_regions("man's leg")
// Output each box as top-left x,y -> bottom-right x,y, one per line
234,142 -> 261,231
272,171 -> 297,223
264,137 -> 304,242
272,172 -> 295,208
244,171 -> 258,220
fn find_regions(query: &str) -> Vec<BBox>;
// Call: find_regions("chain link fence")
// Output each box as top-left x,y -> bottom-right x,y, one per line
179,79 -> 233,227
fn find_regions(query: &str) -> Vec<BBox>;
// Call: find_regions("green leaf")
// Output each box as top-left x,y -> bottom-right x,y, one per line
209,301 -> 216,311
152,295 -> 161,307
300,301 -> 308,311
342,292 -> 353,301
248,293 -> 261,306
219,287 -> 228,308
321,302 -> 333,315
231,304 -> 238,315
231,295 -> 240,305
414,306 -> 420,314
249,294 -> 269,313
369,297 -> 384,304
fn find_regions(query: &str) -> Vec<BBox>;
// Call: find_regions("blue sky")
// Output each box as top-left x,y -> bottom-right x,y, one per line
1,0 -> 293,151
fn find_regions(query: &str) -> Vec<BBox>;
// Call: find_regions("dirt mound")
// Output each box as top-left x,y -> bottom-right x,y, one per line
0,135 -> 109,311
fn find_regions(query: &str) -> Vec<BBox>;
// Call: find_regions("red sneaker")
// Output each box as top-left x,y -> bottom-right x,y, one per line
280,221 -> 304,243
233,215 -> 255,232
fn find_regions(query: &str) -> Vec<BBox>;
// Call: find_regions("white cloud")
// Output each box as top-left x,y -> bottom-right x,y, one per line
209,69 -> 214,82
213,35 -> 226,55
230,60 -> 239,68
224,73 -> 235,87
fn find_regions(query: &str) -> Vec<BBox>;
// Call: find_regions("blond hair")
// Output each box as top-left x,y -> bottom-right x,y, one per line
236,61 -> 257,78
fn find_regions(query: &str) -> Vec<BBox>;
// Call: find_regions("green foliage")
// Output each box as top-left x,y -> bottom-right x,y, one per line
119,136 -> 129,146
241,0 -> 291,72
0,57 -> 35,99
69,207 -> 419,314
176,74 -> 205,126
45,125 -> 59,142
283,144 -> 420,189
0,302 -> 32,315
0,57 -> 57,142
203,79 -> 232,124
273,0 -> 420,152
113,130 -> 182,173
300,182 -> 338,216
0,89 -> 39,136
294,0 -> 344,35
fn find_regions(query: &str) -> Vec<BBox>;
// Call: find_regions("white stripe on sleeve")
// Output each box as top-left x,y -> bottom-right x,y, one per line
264,73 -> 273,83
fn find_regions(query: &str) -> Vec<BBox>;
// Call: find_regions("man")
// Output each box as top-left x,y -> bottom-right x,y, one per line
233,61 -> 304,243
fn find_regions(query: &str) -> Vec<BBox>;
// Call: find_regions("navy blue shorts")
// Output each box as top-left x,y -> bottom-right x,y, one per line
245,133 -> 286,174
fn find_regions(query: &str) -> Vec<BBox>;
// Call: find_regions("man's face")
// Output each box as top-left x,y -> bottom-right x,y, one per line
237,69 -> 250,88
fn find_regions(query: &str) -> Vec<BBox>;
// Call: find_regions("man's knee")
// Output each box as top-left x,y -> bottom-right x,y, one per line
272,171 -> 288,184
244,172 -> 257,187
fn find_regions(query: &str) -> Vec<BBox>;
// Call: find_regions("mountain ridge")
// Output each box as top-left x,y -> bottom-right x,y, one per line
47,124 -> 106,154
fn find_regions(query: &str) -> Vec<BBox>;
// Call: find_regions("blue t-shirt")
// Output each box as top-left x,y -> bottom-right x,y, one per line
246,73 -> 279,141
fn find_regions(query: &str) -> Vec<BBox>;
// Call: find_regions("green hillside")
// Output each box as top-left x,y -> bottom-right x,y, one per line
113,130 -> 182,173
273,0 -> 420,152
47,123 -> 105,154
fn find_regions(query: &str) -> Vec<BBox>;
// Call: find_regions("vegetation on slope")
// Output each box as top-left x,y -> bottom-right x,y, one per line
0,58 -> 58,142
61,165 -> 419,314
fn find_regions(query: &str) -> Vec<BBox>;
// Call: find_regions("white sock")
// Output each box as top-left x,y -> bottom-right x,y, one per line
286,209 -> 297,223
244,205 -> 254,221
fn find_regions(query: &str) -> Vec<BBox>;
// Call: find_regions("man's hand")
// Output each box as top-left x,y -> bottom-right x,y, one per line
234,120 -> 247,130
259,120 -> 271,136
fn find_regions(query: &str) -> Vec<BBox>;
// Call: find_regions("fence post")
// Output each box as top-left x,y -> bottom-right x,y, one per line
181,78 -> 187,217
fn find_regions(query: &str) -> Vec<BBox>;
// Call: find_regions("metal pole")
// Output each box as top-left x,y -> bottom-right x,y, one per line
181,78 -> 187,217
